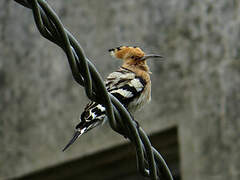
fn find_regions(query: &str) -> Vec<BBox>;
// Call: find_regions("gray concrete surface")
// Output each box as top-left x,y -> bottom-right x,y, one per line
0,0 -> 239,179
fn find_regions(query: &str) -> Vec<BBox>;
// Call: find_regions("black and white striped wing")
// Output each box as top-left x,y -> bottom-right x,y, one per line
105,68 -> 147,108
75,68 -> 146,133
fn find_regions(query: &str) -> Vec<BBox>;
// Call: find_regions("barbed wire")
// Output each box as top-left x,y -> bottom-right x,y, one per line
14,0 -> 174,179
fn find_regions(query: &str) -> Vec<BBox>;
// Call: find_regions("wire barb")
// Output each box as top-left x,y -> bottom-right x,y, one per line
13,0 -> 174,180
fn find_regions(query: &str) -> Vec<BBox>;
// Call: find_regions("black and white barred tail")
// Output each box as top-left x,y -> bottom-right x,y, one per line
62,103 -> 106,151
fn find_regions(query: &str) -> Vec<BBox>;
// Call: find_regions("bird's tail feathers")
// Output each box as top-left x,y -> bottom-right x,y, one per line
62,127 -> 87,152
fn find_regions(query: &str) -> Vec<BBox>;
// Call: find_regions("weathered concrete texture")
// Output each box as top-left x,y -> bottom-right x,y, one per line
0,0 -> 239,179
174,1 -> 240,180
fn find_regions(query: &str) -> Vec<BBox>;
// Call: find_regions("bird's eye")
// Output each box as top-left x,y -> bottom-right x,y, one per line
132,56 -> 139,60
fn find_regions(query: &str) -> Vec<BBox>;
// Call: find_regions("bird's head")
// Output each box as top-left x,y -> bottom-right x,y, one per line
108,46 -> 163,62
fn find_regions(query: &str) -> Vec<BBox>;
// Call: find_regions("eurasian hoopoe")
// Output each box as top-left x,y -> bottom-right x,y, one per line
63,46 -> 162,151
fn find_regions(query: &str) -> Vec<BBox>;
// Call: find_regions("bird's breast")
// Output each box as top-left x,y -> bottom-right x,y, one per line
127,82 -> 151,114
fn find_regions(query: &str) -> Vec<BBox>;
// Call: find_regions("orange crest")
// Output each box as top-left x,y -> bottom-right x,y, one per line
109,46 -> 145,60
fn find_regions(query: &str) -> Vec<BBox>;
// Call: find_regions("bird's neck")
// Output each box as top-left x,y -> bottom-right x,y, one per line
122,60 -> 150,74
122,60 -> 151,82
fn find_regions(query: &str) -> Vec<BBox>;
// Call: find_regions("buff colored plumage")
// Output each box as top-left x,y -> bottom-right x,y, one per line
63,46 -> 162,151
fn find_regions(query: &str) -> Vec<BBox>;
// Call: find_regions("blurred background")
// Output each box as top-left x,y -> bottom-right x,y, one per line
0,0 -> 240,179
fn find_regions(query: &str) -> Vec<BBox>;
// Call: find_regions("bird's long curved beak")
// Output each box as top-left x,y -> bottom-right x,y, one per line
62,131 -> 81,152
140,54 -> 163,61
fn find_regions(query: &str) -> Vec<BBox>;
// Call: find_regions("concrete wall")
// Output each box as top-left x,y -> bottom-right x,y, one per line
0,0 -> 239,179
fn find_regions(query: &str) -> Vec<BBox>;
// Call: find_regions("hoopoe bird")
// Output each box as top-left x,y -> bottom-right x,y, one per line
63,46 -> 162,151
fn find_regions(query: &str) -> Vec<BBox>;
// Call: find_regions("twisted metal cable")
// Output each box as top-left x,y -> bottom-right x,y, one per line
14,0 -> 173,179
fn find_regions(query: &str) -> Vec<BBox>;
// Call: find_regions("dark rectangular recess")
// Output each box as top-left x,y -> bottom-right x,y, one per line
15,127 -> 180,180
